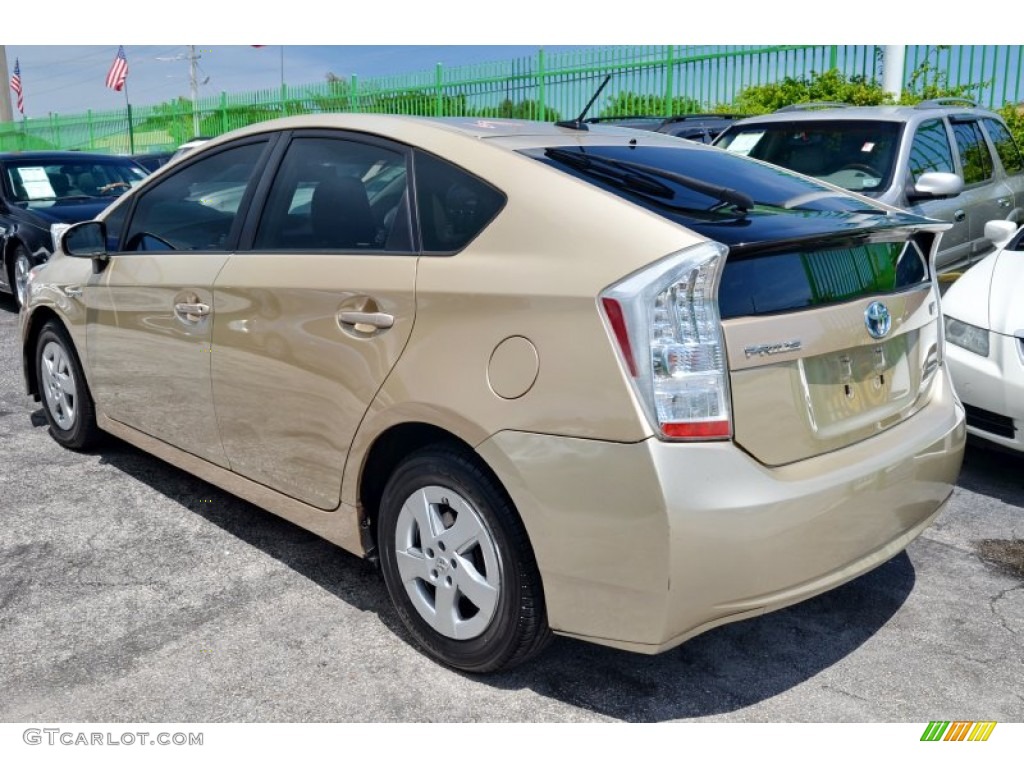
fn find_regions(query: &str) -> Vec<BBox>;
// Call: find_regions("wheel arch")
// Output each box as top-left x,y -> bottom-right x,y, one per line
21,306 -> 66,399
357,422 -> 522,562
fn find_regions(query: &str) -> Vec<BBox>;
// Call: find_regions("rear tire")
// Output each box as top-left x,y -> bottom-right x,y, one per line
378,444 -> 551,673
35,320 -> 100,450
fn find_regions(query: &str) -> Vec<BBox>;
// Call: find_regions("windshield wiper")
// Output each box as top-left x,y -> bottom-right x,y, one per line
546,148 -> 754,213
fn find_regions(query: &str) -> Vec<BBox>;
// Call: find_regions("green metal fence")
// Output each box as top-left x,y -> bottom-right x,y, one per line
1,45 -> 1021,155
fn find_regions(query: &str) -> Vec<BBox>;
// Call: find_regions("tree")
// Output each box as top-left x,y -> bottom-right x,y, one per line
599,91 -> 701,117
730,69 -> 892,115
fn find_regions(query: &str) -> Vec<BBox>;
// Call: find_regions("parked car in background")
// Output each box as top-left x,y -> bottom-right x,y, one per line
942,219 -> 1024,453
585,113 -> 743,143
169,136 -> 213,162
713,100 -> 1024,272
0,151 -> 149,308
130,151 -> 174,173
22,114 -> 964,672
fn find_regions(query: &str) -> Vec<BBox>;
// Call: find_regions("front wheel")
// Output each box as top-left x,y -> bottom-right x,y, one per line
12,245 -> 33,309
35,321 -> 100,450
378,445 -> 550,673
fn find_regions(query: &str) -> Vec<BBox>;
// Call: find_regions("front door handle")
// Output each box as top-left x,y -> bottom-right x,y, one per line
337,311 -> 394,331
175,302 -> 211,322
997,197 -> 1012,208
953,209 -> 966,222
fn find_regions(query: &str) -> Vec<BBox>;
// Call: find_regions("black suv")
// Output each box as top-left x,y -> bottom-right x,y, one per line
585,113 -> 743,144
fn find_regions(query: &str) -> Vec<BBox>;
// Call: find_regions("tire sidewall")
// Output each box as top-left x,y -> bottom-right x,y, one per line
36,323 -> 91,448
378,449 -> 526,672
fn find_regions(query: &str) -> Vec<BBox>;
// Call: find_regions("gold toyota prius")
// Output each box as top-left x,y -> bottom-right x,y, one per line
20,114 -> 966,672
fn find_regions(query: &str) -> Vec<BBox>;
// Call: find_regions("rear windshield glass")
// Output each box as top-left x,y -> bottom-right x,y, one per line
715,120 -> 901,196
521,143 -> 884,217
719,239 -> 929,319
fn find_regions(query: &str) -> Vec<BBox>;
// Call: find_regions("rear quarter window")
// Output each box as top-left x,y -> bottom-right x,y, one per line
413,151 -> 506,253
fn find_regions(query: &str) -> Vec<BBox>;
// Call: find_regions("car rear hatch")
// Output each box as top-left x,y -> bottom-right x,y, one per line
717,228 -> 944,464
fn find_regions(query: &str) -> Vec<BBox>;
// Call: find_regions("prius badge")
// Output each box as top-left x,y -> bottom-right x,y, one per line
864,301 -> 892,339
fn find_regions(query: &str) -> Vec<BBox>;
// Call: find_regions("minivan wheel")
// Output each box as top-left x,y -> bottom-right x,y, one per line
35,321 -> 100,450
378,445 -> 550,673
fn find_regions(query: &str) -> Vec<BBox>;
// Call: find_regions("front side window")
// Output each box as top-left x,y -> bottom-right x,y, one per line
254,136 -> 411,251
952,120 -> 994,185
982,118 -> 1024,174
123,140 -> 268,252
908,119 -> 955,182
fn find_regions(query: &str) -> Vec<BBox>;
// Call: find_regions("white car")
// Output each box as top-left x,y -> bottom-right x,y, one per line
942,219 -> 1024,452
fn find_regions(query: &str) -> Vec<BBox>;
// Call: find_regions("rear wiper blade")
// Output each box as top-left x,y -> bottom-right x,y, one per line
547,148 -> 754,213
546,148 -> 674,198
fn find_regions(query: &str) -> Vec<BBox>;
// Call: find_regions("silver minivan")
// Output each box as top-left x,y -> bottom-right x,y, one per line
714,100 -> 1024,272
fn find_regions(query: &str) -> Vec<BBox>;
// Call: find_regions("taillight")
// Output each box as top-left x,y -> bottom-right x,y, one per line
601,242 -> 732,440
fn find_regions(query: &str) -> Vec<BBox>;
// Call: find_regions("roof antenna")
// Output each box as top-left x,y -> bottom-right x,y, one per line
556,74 -> 612,131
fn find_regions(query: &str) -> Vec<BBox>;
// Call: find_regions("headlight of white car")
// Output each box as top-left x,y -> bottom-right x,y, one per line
944,316 -> 990,357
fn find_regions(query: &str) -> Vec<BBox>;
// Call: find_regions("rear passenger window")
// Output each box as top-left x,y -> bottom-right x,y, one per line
982,118 -> 1024,174
952,120 -> 994,185
254,137 -> 411,252
908,119 -> 955,182
124,141 -> 268,252
413,151 -> 506,253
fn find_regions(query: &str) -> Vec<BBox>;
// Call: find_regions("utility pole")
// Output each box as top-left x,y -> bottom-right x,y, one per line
882,45 -> 905,102
0,46 -> 14,124
189,45 -> 200,137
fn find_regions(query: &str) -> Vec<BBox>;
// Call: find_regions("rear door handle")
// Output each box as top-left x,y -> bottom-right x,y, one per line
175,302 -> 211,322
953,209 -> 966,222
997,197 -> 1012,208
337,311 -> 394,331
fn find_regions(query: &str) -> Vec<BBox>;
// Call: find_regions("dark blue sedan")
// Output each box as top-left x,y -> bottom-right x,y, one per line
0,151 -> 148,308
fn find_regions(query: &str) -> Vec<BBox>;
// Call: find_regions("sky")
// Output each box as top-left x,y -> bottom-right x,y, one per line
3,2 -> 1006,119
3,45 -> 589,117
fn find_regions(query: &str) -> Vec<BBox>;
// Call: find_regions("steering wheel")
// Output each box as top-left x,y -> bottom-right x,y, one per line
838,163 -> 882,177
98,181 -> 131,195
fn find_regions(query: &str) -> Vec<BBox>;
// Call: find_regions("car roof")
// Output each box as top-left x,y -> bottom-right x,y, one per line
193,113 -> 700,155
0,150 -> 132,162
727,102 -> 1002,127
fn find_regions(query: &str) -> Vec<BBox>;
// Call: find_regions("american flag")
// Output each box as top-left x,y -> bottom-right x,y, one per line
10,58 -> 24,114
105,46 -> 128,91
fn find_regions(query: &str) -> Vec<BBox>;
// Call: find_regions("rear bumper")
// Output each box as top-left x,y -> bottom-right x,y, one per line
477,369 -> 965,652
946,332 -> 1024,453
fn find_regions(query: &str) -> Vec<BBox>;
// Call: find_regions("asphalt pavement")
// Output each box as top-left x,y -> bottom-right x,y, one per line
1,294 -> 1021,722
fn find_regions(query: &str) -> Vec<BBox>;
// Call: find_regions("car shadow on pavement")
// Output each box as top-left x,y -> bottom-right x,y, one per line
483,552 -> 915,721
92,431 -> 916,722
956,439 -> 1024,507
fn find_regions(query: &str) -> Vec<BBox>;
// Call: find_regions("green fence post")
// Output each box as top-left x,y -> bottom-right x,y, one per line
664,45 -> 675,117
87,110 -> 94,150
829,45 -> 838,70
435,63 -> 444,117
350,75 -> 359,113
538,49 -> 546,121
220,92 -> 228,133
127,104 -> 135,154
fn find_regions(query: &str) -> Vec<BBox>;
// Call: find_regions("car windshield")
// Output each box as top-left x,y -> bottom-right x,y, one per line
715,120 -> 902,196
5,158 -> 148,203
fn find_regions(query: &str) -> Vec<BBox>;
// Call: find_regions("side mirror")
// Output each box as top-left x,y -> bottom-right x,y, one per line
908,171 -> 963,200
983,219 -> 1019,248
61,221 -> 108,273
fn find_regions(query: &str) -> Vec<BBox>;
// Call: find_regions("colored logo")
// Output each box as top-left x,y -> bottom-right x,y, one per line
921,721 -> 997,741
864,301 -> 892,339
